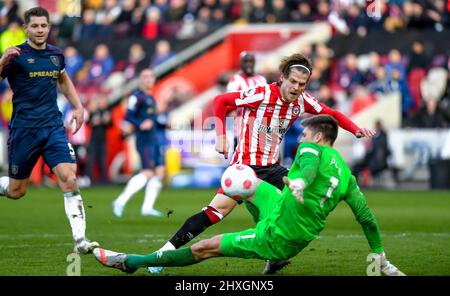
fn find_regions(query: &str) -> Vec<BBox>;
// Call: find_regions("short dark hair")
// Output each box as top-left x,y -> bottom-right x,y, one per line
240,51 -> 255,62
24,7 -> 50,25
279,53 -> 312,78
301,115 -> 338,145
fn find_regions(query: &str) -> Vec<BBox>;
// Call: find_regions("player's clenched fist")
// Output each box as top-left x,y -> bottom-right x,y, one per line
0,46 -> 21,67
215,135 -> 229,159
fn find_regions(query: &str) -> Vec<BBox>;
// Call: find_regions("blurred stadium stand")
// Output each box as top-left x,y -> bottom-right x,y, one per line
0,0 -> 449,189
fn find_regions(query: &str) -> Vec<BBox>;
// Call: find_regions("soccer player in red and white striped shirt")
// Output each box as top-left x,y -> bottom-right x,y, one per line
152,53 -> 375,274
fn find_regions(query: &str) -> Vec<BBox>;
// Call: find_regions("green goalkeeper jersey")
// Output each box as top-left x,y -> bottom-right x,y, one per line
269,142 -> 383,253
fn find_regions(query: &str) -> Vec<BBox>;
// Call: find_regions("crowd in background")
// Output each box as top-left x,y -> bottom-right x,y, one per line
1,0 -> 449,42
0,0 -> 449,185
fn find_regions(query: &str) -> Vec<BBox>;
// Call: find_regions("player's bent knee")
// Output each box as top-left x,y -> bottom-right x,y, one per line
59,173 -> 78,191
209,195 -> 237,217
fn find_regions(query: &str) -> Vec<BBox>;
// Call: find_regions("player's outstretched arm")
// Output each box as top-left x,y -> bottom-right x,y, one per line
58,71 -> 84,134
319,104 -> 376,138
344,176 -> 406,276
344,176 -> 384,253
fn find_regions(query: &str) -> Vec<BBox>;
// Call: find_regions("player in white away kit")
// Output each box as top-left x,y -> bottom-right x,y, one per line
226,52 -> 267,150
151,53 -> 375,274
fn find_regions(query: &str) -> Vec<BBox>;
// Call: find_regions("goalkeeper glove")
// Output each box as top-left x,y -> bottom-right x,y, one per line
282,176 -> 306,204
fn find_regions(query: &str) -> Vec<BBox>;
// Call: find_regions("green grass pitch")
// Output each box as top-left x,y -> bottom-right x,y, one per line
0,186 -> 449,276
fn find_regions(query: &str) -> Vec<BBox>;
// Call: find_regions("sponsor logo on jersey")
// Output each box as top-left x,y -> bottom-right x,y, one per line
242,87 -> 256,97
11,165 -> 18,175
50,56 -> 60,66
258,124 -> 288,136
29,70 -> 59,78
27,58 -> 35,64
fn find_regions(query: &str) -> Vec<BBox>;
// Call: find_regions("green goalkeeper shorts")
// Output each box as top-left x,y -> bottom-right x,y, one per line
220,182 -> 310,261
242,180 -> 283,223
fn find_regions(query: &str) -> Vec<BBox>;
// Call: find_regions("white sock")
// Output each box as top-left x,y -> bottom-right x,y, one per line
0,176 -> 9,196
64,192 -> 86,242
141,176 -> 162,213
159,241 -> 176,251
115,173 -> 148,206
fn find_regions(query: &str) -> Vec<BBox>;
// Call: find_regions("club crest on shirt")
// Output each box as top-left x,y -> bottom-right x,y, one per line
11,165 -> 18,175
293,106 -> 300,115
50,56 -> 60,66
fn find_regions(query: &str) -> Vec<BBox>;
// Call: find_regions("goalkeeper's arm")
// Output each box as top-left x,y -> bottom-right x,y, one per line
282,146 -> 321,204
345,176 -> 406,276
344,175 -> 384,253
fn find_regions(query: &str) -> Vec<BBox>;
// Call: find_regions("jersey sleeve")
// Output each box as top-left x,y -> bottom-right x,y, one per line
125,94 -> 142,128
344,175 -> 384,253
292,142 -> 321,187
235,85 -> 266,109
303,92 -> 360,135
213,86 -> 265,137
59,52 -> 66,73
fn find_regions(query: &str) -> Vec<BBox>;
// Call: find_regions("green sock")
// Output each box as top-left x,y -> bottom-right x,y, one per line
125,247 -> 198,269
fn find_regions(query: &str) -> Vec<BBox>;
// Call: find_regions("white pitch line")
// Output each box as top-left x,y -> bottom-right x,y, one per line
0,239 -> 164,249
1,232 -> 449,249
334,232 -> 450,239
0,233 -> 170,239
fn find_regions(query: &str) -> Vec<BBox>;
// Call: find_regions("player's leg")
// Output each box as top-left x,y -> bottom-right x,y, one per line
113,169 -> 153,217
0,177 -> 30,199
113,143 -> 154,217
147,191 -> 235,273
93,235 -> 224,273
141,145 -> 165,216
141,167 -> 163,217
131,235 -> 223,268
165,192 -> 236,249
0,128 -> 42,199
53,162 -> 99,254
44,126 -> 99,254
250,164 -> 292,274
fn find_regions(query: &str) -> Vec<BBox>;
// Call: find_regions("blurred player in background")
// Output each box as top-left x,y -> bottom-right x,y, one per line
93,115 -> 404,276
151,53 -> 375,274
0,7 -> 99,254
226,51 -> 267,150
226,52 -> 267,93
112,69 -> 164,218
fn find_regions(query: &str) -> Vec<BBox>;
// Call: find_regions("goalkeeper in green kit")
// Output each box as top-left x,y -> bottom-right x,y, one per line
93,115 -> 405,276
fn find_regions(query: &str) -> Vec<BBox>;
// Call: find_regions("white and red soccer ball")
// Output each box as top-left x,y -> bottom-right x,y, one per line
221,164 -> 258,201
